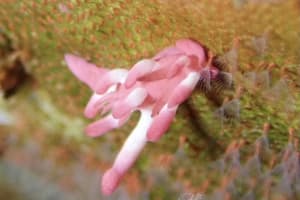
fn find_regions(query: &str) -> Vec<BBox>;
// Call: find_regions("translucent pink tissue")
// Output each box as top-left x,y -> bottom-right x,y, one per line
64,39 -> 220,195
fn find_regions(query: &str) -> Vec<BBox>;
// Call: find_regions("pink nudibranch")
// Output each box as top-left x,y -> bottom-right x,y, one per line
64,39 -> 220,195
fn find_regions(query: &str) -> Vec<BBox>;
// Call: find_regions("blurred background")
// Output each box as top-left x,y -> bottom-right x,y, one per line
0,0 -> 299,199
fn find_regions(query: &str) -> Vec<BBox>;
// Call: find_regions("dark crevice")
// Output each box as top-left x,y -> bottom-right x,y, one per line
182,99 -> 224,158
0,59 -> 33,99
0,31 -> 34,98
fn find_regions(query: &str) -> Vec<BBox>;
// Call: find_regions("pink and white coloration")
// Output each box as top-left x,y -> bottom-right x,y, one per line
64,39 -> 221,195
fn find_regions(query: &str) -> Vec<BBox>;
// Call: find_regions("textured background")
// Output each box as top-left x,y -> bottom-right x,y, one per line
0,0 -> 300,199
